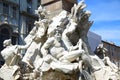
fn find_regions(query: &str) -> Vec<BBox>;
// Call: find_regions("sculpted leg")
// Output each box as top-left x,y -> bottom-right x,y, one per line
59,50 -> 84,62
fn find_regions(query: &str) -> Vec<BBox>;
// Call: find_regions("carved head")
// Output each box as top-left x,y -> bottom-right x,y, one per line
3,39 -> 11,47
54,26 -> 62,41
34,21 -> 40,27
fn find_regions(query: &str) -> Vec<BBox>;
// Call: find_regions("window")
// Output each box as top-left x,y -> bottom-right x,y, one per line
12,6 -> 16,18
112,52 -> 114,56
12,35 -> 17,45
37,0 -> 41,7
27,23 -> 32,34
27,0 -> 32,13
3,3 -> 9,15
26,22 -> 32,34
0,28 -> 10,51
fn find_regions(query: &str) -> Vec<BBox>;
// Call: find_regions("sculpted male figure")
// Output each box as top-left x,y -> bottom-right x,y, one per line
42,28 -> 84,60
1,39 -> 31,66
22,6 -> 50,69
22,19 -> 49,68
40,28 -> 86,73
96,43 -> 118,72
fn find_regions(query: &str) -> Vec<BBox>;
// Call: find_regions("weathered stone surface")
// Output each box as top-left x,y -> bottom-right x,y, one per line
41,0 -> 77,5
0,66 -> 20,80
43,0 -> 74,12
66,0 -> 77,3
41,0 -> 57,5
44,1 -> 62,12
42,70 -> 79,80
62,0 -> 74,12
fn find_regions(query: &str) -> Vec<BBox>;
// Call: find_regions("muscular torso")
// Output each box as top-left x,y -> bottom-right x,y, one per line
49,40 -> 65,59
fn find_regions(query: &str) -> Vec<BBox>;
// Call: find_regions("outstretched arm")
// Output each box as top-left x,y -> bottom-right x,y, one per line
18,40 -> 33,50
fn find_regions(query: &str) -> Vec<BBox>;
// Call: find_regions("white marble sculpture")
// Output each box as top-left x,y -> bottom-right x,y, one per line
1,39 -> 31,66
0,39 -> 31,80
22,6 -> 50,69
40,28 -> 85,73
93,43 -> 119,80
0,0 -> 119,80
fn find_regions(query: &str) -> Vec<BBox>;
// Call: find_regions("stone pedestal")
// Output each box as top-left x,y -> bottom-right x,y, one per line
41,0 -> 76,18
41,0 -> 77,12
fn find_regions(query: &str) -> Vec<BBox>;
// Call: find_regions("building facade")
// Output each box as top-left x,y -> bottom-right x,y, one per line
102,41 -> 120,69
0,0 -> 40,50
0,0 -> 40,64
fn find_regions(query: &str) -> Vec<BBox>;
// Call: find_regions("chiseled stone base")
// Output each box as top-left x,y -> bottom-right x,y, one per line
42,70 -> 79,80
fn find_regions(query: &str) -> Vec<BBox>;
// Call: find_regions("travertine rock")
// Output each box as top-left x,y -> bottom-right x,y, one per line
42,70 -> 79,80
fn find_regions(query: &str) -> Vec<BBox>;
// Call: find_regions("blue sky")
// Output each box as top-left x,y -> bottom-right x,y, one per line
78,0 -> 120,46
